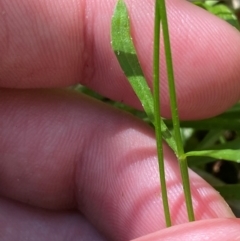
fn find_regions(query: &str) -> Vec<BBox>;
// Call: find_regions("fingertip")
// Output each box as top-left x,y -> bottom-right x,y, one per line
131,218 -> 240,241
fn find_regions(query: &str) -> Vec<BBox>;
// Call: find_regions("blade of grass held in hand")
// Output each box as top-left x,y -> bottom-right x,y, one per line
153,0 -> 171,227
111,0 -> 154,120
111,0 -> 177,153
159,0 -> 194,221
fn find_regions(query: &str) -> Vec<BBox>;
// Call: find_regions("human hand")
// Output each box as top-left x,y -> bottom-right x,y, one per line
0,0 -> 240,240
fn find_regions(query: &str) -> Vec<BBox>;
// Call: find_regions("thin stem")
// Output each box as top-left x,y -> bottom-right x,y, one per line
153,0 -> 171,227
158,0 -> 183,157
179,156 -> 195,221
158,0 -> 195,221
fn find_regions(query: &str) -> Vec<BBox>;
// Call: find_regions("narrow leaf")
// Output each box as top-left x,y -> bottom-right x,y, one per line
111,0 -> 153,120
153,0 -> 171,227
164,117 -> 240,131
214,184 -> 240,200
185,149 -> 240,163
111,0 -> 177,153
159,0 -> 195,221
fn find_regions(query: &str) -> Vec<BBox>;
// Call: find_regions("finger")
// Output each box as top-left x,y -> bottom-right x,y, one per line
132,218 -> 240,241
0,197 -> 106,241
0,0 -> 240,119
0,89 -> 234,241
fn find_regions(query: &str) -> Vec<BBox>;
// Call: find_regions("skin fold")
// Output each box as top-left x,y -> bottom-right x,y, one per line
0,0 -> 240,240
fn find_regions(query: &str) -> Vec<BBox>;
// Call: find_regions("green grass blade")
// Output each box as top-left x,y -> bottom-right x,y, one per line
153,0 -> 171,227
111,0 -> 153,120
186,149 -> 240,162
159,0 -> 195,221
164,103 -> 240,131
111,0 -> 177,153
194,130 -> 225,151
158,0 -> 183,158
214,184 -> 240,199
164,117 -> 240,131
188,138 -> 240,166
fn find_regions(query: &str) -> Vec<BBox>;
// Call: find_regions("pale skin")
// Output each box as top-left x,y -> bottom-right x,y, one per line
0,0 -> 240,240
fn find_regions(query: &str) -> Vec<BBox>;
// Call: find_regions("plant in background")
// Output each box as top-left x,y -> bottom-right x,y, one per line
111,0 -> 240,226
192,0 -> 240,30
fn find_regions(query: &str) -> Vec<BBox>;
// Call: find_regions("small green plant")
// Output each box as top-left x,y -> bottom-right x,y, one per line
111,0 -> 240,226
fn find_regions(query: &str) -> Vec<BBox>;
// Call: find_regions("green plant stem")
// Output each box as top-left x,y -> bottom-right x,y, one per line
179,156 -> 195,221
158,0 -> 182,157
153,0 -> 171,227
158,0 -> 195,221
